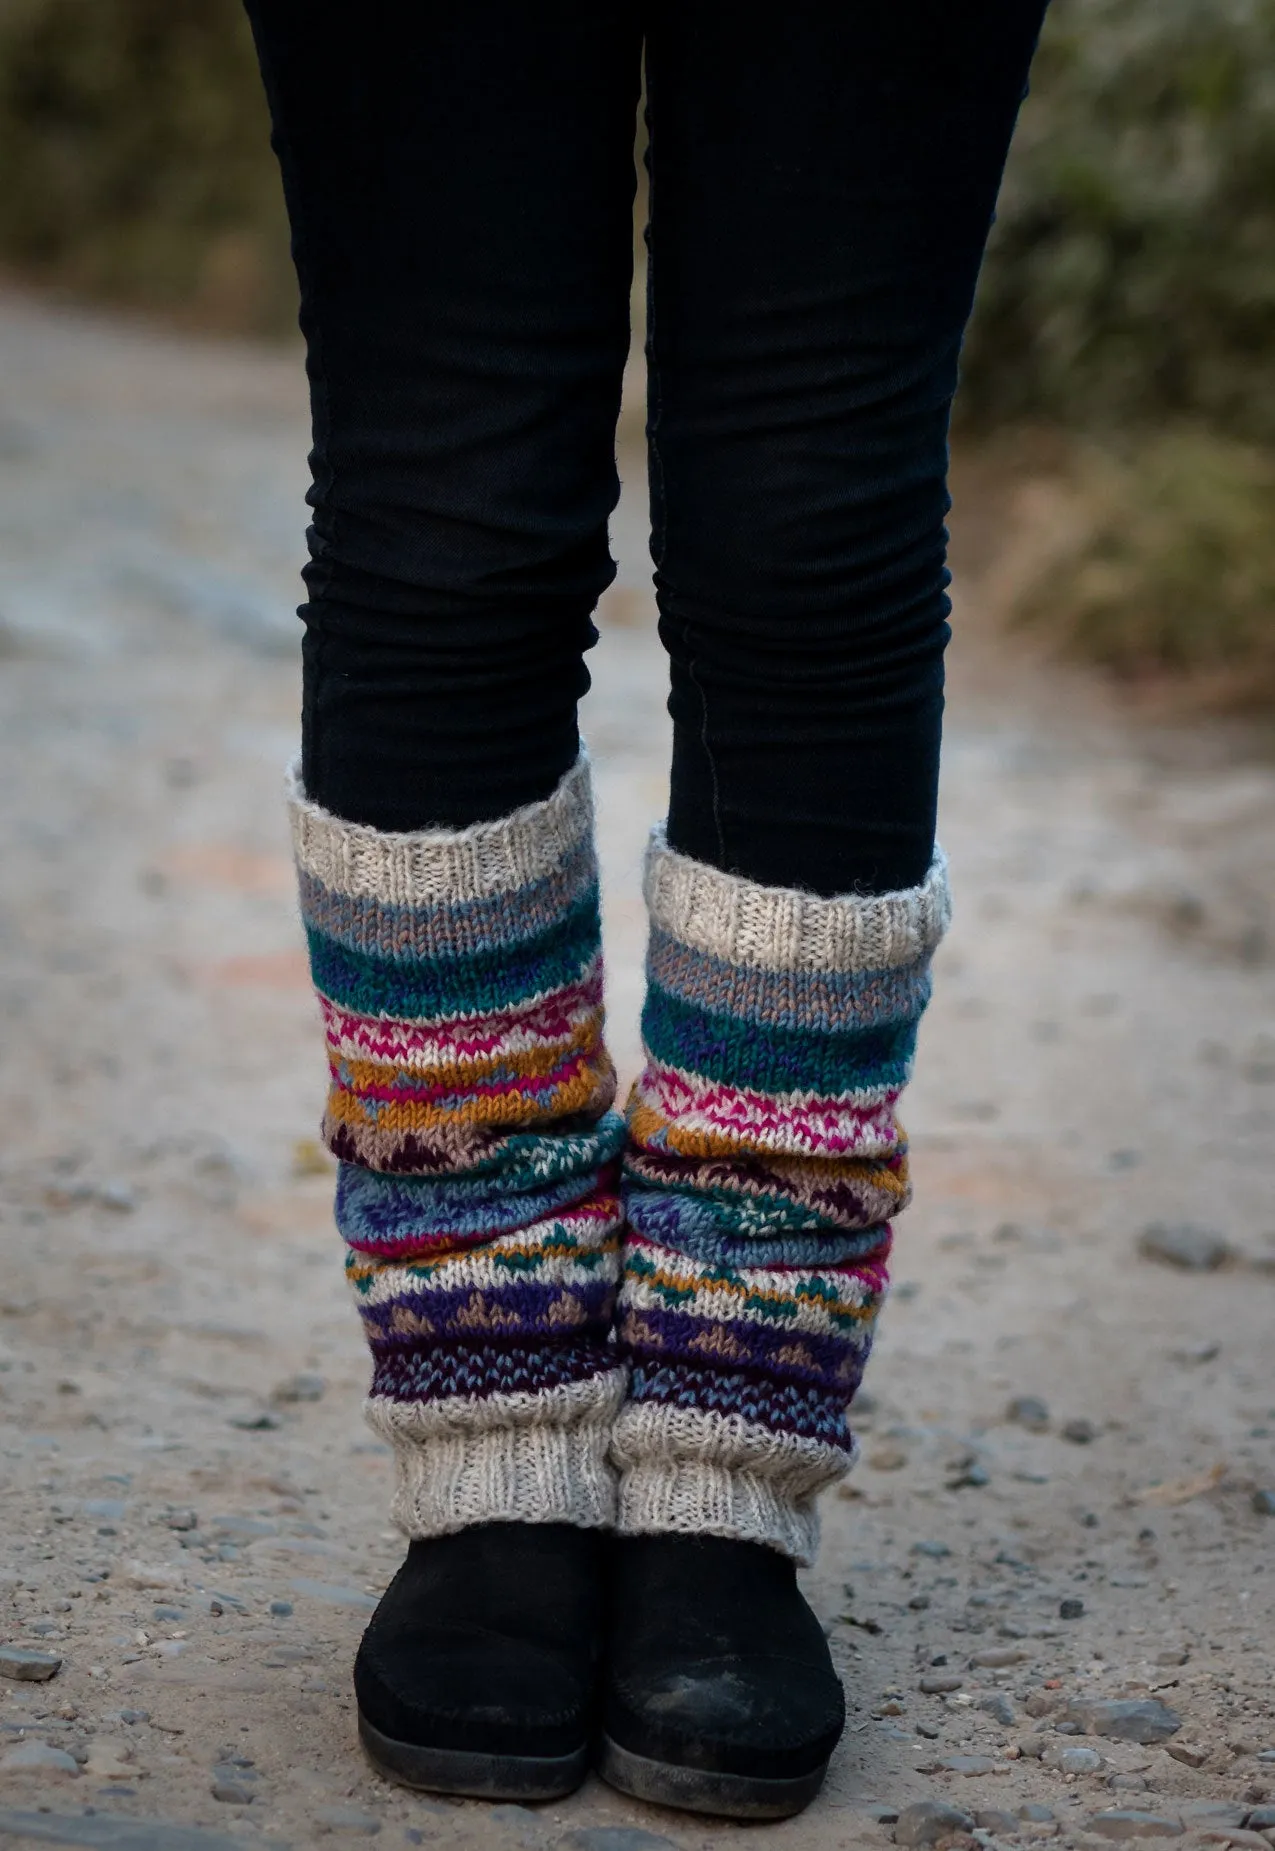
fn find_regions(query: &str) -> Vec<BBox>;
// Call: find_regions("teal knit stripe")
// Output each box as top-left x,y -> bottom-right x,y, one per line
640,983 -> 920,1099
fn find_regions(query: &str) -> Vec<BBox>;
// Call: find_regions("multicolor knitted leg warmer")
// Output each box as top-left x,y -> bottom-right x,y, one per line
613,830 -> 951,1563
287,756 -> 627,1537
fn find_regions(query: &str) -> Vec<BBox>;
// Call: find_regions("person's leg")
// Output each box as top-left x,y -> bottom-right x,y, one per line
603,0 -> 1048,1816
243,0 -> 641,1797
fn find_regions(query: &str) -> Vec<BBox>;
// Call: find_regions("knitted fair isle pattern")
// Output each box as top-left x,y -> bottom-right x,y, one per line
614,829 -> 951,1562
288,756 -> 626,1538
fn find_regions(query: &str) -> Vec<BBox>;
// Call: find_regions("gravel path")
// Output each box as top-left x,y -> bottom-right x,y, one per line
1,290 -> 1273,1851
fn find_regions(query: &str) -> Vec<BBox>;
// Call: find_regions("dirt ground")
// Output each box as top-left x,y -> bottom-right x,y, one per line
0,289 -> 1273,1851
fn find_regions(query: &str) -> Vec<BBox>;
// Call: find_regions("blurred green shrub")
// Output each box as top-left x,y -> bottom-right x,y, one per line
1010,428 -> 1275,710
0,0 -> 293,331
960,0 -> 1275,443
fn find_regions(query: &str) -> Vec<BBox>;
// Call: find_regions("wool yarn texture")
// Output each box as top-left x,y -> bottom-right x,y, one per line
613,828 -> 951,1562
288,755 -> 626,1538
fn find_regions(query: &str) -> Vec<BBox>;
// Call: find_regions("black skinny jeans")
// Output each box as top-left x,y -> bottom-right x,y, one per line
245,2 -> 1046,897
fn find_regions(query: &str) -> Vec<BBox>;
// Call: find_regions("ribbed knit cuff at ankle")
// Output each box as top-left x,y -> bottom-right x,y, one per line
612,1401 -> 852,1565
369,1371 -> 626,1539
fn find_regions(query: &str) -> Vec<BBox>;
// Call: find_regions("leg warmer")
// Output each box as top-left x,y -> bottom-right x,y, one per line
613,830 -> 950,1562
288,756 -> 626,1537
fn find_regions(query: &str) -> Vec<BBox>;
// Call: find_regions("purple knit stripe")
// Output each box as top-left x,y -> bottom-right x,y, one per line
369,1339 -> 616,1404
617,1300 -> 875,1392
626,1361 -> 856,1450
357,1272 -> 618,1345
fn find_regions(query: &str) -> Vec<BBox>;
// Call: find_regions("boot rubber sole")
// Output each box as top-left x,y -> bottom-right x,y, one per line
359,1711 -> 588,1801
597,1733 -> 830,1820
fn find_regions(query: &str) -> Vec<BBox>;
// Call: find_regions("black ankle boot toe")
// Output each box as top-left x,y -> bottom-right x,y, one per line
599,1533 -> 845,1819
355,1522 -> 601,1800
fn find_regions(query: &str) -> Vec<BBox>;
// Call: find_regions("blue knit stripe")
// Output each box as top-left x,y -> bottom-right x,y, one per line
298,840 -> 595,965
647,927 -> 933,1032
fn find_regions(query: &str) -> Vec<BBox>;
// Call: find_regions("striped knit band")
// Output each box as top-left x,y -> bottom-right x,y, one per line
289,755 -> 625,1536
615,829 -> 949,1562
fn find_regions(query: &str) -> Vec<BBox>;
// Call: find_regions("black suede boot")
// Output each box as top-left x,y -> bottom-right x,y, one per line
598,1533 -> 845,1819
355,1522 -> 602,1799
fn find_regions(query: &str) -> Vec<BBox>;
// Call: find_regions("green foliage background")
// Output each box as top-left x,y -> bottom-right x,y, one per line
0,0 -> 1271,703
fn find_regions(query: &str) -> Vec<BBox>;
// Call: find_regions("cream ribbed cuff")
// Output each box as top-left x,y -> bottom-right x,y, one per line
287,750 -> 593,906
367,1371 -> 625,1539
644,828 -> 950,972
611,1402 -> 854,1565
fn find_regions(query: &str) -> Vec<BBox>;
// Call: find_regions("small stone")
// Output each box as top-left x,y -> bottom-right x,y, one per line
869,1444 -> 909,1471
1064,1698 -> 1182,1744
1018,1736 -> 1051,1759
862,1805 -> 902,1823
559,1833 -> 679,1851
1110,1776 -> 1150,1793
1181,1806 -> 1250,1829
1085,1813 -> 1185,1840
1007,1396 -> 1051,1432
1246,1811 -> 1275,1832
1164,1741 -> 1209,1768
124,1561 -> 185,1591
1020,1805 -> 1057,1823
1198,1831 -> 1275,1849
894,1800 -> 977,1847
1,1739 -> 79,1773
912,1541 -> 952,1559
1138,1223 -> 1233,1271
979,1693 -> 1016,1727
1025,1693 -> 1061,1718
909,1594 -> 932,1611
1155,1650 -> 1189,1667
1060,1598 -> 1085,1620
940,1755 -> 1001,1776
1044,1744 -> 1104,1774
1063,1418 -> 1098,1444
975,1812 -> 1020,1835
950,1459 -> 991,1489
228,1409 -> 282,1431
271,1372 -> 326,1404
970,1646 -> 1027,1668
85,1742 -> 135,1779
0,1646 -> 62,1682
212,1781 -> 257,1804
1252,1490 -> 1275,1516
920,1673 -> 965,1694
163,1507 -> 198,1531
315,1808 -> 382,1834
270,1600 -> 294,1617
263,1645 -> 312,1667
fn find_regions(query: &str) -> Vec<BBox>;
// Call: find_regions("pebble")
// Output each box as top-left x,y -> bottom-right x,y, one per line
0,1817 -> 251,1851
1,1739 -> 79,1773
893,1800 -> 976,1847
970,1646 -> 1027,1668
163,1508 -> 199,1532
862,1804 -> 901,1823
1064,1698 -> 1182,1744
1246,1812 -> 1275,1832
1007,1396 -> 1051,1432
0,1646 -> 62,1682
1021,1805 -> 1057,1823
314,1809 -> 382,1834
262,1645 -> 312,1667
558,1834 -> 679,1851
975,1812 -> 1020,1835
1252,1490 -> 1275,1516
1085,1813 -> 1185,1840
228,1409 -> 282,1431
125,1561 -> 185,1591
85,1742 -> 135,1780
1138,1222 -> 1233,1271
270,1600 -> 294,1617
1165,1741 -> 1209,1768
1060,1598 -> 1085,1620
272,1371 -> 326,1403
979,1693 -> 1016,1727
1180,1806 -> 1250,1829
921,1674 -> 966,1694
1155,1649 -> 1189,1667
1018,1735 -> 1051,1759
1044,1744 -> 1104,1774
913,1541 -> 952,1559
939,1754 -> 1003,1776
1110,1776 -> 1150,1793
1062,1417 -> 1098,1444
